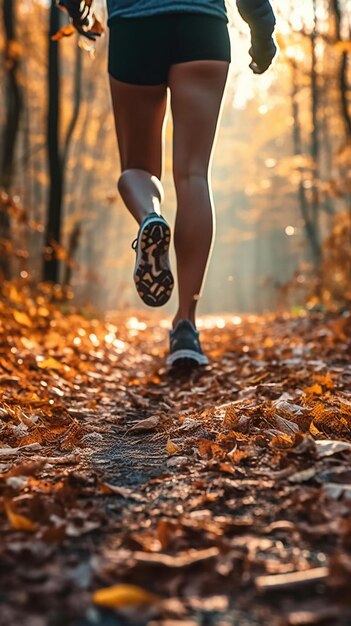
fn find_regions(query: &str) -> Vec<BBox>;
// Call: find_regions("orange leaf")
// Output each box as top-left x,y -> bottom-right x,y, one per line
92,584 -> 159,608
166,439 -> 181,455
37,357 -> 64,371
304,383 -> 323,396
270,434 -> 294,449
197,438 -> 213,458
313,372 -> 334,389
228,448 -> 249,464
13,310 -> 32,327
220,462 -> 235,475
5,502 -> 38,532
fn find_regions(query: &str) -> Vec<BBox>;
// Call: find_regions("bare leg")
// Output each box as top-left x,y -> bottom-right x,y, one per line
109,75 -> 168,224
169,61 -> 229,328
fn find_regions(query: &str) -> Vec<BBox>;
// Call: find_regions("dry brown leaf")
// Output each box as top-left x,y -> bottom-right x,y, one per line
129,416 -> 159,433
197,438 -> 213,458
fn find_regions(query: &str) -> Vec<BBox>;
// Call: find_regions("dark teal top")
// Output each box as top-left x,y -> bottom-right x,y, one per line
106,1 -> 276,41
107,0 -> 228,24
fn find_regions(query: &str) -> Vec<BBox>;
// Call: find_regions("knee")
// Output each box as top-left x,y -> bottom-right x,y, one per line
173,168 -> 208,190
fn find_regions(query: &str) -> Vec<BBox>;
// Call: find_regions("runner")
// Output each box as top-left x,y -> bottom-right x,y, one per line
60,0 -> 277,366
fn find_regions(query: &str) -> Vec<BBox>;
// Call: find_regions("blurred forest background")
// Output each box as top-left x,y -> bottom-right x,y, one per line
0,0 -> 350,315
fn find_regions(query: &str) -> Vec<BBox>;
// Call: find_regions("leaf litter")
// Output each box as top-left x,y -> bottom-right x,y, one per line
0,284 -> 350,625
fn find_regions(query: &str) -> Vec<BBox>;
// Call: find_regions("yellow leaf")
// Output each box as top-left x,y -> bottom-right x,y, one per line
92,584 -> 159,608
166,439 -> 181,455
13,310 -> 32,327
5,503 -> 38,532
37,357 -> 64,371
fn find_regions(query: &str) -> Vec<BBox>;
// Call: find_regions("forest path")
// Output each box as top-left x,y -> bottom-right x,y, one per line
0,288 -> 351,626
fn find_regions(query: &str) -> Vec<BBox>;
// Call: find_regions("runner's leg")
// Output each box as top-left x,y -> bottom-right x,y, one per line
169,60 -> 229,328
109,76 -> 168,224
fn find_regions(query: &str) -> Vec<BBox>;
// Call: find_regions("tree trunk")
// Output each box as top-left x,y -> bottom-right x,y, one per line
43,7 -> 83,284
331,0 -> 351,136
291,60 -> 321,266
0,0 -> 22,280
310,0 -> 321,264
43,3 -> 63,282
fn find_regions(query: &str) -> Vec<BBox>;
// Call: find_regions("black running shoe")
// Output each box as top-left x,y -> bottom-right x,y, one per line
132,212 -> 174,307
166,320 -> 209,366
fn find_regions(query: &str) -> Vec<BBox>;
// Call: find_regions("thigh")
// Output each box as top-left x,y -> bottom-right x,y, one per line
109,76 -> 168,179
169,60 -> 229,179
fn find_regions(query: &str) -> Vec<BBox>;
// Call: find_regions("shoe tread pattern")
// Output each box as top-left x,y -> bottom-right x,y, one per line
134,220 -> 174,307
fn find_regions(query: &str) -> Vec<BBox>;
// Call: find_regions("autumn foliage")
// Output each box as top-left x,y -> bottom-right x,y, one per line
0,282 -> 350,624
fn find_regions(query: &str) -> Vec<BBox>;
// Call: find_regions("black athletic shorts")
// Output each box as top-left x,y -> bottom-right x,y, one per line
108,13 -> 231,85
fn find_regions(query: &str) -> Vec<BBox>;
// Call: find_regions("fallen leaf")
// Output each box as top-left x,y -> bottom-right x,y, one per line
93,584 -> 159,608
37,357 -> 64,371
4,502 -> 38,532
13,310 -> 32,327
270,434 -> 294,449
316,439 -> 351,458
304,383 -> 323,396
99,483 -> 144,501
220,462 -> 235,475
323,483 -> 351,500
166,439 -> 182,455
128,416 -> 159,433
288,467 -> 318,483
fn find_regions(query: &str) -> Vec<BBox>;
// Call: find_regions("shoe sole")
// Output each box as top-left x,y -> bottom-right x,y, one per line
166,349 -> 209,367
133,217 -> 174,307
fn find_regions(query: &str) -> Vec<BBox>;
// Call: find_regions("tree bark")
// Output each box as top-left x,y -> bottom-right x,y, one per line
331,0 -> 351,136
43,6 -> 83,283
0,0 -> 23,280
291,60 -> 321,266
43,3 -> 63,282
310,0 -> 321,264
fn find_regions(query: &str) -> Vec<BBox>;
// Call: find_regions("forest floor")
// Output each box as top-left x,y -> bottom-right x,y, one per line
1,283 -> 351,626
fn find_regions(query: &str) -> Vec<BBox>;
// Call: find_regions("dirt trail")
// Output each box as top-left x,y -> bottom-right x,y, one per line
0,293 -> 351,626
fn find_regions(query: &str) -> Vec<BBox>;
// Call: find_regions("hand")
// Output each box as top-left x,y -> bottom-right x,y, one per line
57,0 -> 101,41
249,37 -> 277,74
